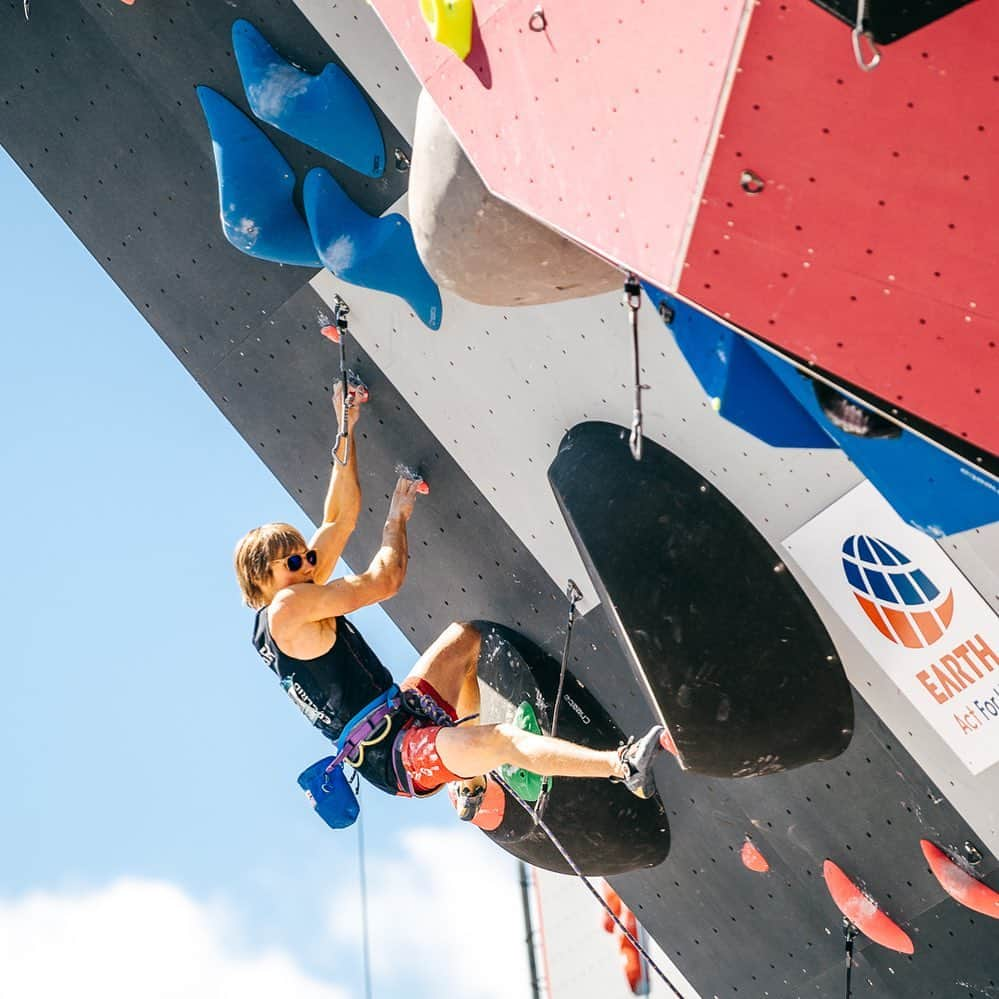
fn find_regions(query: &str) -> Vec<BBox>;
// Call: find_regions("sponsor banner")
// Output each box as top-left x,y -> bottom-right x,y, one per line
784,482 -> 999,775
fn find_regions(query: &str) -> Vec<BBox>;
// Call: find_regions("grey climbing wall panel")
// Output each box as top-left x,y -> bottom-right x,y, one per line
3,2 -> 998,996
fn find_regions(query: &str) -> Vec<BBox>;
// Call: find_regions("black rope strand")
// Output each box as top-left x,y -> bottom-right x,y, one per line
356,782 -> 374,999
548,579 -> 583,742
532,580 -> 583,822
494,772 -> 687,999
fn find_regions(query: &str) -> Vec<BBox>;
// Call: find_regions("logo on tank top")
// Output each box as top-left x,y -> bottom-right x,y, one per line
841,535 -> 955,649
282,674 -> 335,729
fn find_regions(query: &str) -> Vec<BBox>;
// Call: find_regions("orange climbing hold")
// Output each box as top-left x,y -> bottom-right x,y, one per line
920,840 -> 999,920
822,860 -> 914,954
741,838 -> 769,873
601,881 -> 623,932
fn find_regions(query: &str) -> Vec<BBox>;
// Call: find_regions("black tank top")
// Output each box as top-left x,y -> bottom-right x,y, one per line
252,609 -> 394,744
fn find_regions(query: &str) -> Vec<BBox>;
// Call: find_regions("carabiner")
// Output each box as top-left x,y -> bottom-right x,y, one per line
852,0 -> 881,72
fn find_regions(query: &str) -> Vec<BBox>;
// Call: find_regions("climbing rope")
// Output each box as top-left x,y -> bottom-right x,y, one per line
508,580 -> 685,995
495,770 -> 688,999
532,579 -> 583,822
623,275 -> 648,461
356,782 -> 374,999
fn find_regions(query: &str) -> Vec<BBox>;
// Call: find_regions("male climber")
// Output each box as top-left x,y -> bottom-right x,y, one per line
233,384 -> 666,817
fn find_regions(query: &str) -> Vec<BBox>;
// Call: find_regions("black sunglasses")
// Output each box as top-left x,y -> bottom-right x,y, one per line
272,549 -> 317,572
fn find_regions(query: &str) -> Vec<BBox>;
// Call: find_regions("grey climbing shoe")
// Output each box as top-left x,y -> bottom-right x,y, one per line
616,725 -> 666,799
453,775 -> 488,821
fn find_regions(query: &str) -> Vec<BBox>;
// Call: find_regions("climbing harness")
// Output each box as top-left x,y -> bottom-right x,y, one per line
321,296 -> 368,467
851,0 -> 881,72
400,686 -> 459,727
496,770 -> 688,999
298,685 -> 403,829
623,275 -> 649,461
391,686 -> 479,796
842,918 -> 858,999
301,681 -> 479,821
532,579 -> 583,821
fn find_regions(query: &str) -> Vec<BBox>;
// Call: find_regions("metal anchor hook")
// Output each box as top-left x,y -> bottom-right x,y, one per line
623,275 -> 649,461
852,0 -> 881,71
529,5 -> 547,31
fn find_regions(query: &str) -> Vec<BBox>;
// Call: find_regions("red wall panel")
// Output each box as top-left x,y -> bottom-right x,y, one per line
682,0 -> 998,454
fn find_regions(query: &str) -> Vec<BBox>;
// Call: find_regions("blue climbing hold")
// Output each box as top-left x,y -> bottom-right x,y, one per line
642,284 -> 833,449
752,349 -> 999,537
196,86 -> 320,268
232,19 -> 385,178
304,167 -> 443,330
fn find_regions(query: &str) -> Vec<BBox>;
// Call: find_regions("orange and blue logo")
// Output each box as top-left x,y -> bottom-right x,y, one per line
842,535 -> 955,649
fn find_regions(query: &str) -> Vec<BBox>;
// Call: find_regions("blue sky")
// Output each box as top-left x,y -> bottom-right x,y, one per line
0,145 -> 530,999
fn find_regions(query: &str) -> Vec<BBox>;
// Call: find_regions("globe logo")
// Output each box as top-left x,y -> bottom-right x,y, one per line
841,535 -> 955,649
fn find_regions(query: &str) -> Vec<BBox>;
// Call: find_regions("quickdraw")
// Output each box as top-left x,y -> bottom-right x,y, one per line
321,296 -> 368,467
851,0 -> 881,72
623,275 -> 649,461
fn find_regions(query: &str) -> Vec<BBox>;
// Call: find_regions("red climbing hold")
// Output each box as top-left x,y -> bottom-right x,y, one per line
921,840 -> 999,920
396,462 -> 430,495
741,838 -> 769,873
659,726 -> 679,758
822,860 -> 914,954
320,324 -> 341,343
600,881 -> 623,933
599,881 -> 648,996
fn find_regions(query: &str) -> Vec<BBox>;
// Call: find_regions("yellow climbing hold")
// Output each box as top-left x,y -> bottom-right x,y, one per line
420,0 -> 473,61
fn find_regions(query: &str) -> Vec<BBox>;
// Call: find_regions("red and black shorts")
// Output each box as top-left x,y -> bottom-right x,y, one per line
390,677 -> 465,796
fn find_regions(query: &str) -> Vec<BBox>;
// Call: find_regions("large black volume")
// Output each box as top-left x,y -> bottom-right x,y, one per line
548,422 -> 854,778
472,622 -> 670,875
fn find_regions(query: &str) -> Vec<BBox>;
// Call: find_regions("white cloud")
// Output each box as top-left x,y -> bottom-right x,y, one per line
0,879 -> 348,999
327,825 -> 530,999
